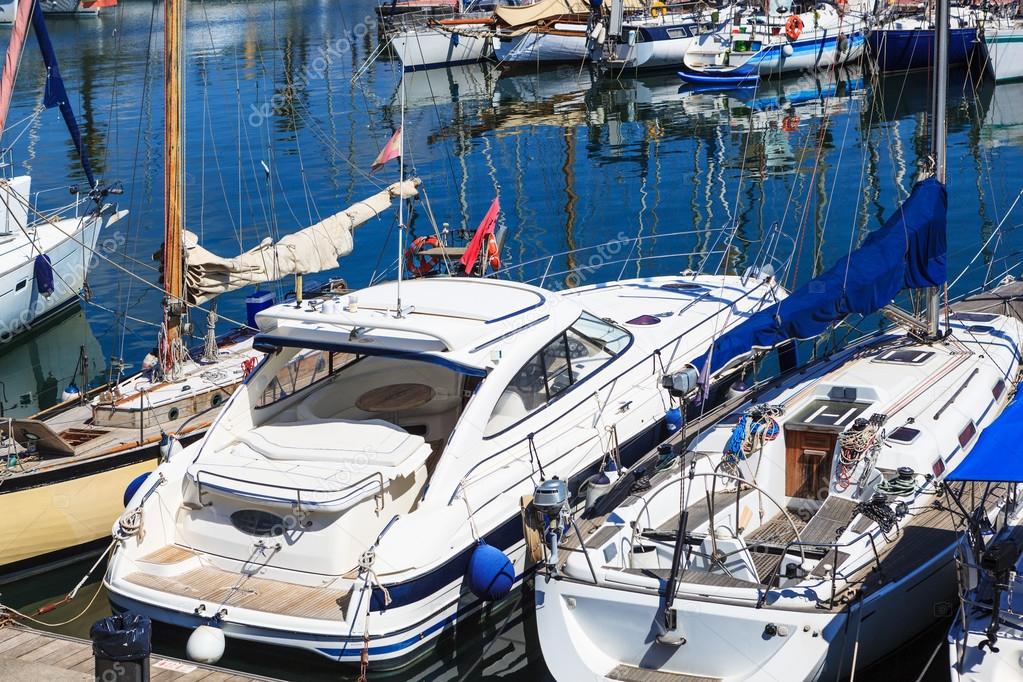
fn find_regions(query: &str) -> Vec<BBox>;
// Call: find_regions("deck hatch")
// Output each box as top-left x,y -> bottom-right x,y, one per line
789,398 -> 871,431
874,349 -> 935,365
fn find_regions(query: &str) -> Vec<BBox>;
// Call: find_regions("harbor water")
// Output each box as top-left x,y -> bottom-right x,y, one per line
1,0 -> 1020,679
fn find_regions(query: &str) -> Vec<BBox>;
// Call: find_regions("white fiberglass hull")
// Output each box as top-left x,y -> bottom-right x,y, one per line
614,35 -> 701,70
537,536 -> 959,681
0,205 -> 110,343
105,273 -> 784,668
390,26 -> 493,71
495,24 -> 592,64
684,10 -> 866,78
985,26 -> 1023,82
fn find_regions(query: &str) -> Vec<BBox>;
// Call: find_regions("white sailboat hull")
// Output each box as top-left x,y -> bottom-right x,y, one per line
984,26 -> 1023,82
0,179 -> 109,343
495,24 -> 592,64
538,536 -> 959,681
389,25 -> 493,71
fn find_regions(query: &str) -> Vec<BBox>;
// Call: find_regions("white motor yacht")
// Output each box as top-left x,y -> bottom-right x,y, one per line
104,270 -> 784,667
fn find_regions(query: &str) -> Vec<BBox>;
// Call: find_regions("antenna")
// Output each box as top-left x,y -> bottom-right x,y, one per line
396,52 -> 407,319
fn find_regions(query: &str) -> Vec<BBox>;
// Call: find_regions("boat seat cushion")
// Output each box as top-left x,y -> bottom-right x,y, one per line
235,418 -> 431,470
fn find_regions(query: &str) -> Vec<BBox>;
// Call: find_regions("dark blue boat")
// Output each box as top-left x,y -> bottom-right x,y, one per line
677,69 -> 759,87
869,27 -> 977,72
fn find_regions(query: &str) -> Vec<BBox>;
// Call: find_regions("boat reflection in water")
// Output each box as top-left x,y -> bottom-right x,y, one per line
678,66 -> 866,176
0,303 -> 104,419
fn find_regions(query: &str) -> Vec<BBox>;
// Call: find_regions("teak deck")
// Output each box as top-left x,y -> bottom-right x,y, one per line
0,624 -> 281,681
126,545 -> 351,620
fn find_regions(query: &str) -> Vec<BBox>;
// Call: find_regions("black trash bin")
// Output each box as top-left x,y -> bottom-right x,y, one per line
90,613 -> 152,682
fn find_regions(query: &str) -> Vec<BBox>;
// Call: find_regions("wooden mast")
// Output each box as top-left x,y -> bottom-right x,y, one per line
163,0 -> 185,372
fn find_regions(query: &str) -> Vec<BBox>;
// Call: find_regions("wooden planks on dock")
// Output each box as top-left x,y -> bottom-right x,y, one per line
0,624 -> 283,682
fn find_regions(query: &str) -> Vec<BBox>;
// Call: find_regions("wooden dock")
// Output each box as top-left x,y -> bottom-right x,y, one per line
0,624 -> 283,682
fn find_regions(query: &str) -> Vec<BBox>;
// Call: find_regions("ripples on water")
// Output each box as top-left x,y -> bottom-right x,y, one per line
1,0 -> 1019,678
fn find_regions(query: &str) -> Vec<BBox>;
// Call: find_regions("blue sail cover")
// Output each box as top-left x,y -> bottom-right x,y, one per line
947,385 -> 1023,482
696,177 -> 947,375
30,4 -> 96,189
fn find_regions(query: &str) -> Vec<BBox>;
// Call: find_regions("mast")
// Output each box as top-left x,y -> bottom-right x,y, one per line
164,0 -> 185,373
927,0 -> 948,338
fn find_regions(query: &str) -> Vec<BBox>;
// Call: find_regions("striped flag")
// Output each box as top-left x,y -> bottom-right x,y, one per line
371,126 -> 402,172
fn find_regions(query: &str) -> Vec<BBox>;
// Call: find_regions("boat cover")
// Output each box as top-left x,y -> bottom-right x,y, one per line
695,177 -> 947,375
183,180 -> 419,305
947,385 -> 1023,482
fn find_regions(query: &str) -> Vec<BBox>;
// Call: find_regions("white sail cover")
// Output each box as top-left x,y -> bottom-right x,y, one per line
495,0 -> 591,27
184,180 -> 419,305
494,0 -> 643,27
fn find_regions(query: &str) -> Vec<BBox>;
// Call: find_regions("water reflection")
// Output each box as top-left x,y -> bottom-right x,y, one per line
0,304 -> 104,418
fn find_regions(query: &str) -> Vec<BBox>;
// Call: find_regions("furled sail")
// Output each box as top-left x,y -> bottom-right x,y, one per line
184,179 -> 420,305
494,0 -> 604,27
695,177 -> 947,376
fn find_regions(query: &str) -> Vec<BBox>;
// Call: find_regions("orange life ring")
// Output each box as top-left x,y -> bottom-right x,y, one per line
785,15 -> 804,41
782,115 -> 799,132
404,235 -> 441,277
485,234 -> 501,272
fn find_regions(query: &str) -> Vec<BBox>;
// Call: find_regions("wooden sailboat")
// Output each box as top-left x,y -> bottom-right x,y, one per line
0,0 -> 417,582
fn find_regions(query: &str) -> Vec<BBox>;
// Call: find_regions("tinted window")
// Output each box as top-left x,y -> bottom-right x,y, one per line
256,349 -> 356,408
485,314 -> 631,435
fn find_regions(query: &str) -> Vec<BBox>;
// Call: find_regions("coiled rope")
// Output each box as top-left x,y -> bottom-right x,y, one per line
836,419 -> 884,492
722,404 -> 784,471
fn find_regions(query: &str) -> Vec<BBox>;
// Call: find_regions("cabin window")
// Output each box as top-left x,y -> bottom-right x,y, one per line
484,314 -> 631,436
256,349 -> 357,409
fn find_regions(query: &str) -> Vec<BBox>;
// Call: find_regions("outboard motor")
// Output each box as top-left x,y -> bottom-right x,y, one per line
533,478 -> 569,575
978,538 -> 1022,652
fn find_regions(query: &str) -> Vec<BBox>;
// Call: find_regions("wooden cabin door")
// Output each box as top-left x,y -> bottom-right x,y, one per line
785,430 -> 838,500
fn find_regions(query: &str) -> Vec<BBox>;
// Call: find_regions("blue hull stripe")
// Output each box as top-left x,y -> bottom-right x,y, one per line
368,417 -> 664,611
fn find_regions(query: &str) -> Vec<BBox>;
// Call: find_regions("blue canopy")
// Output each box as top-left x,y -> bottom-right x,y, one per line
695,177 -> 947,375
30,4 -> 96,189
946,385 -> 1023,482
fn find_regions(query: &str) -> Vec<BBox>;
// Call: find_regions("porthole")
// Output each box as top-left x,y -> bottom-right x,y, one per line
167,407 -> 180,421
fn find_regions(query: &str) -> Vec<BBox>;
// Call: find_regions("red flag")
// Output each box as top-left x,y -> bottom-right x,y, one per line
371,126 -> 402,171
461,197 -> 500,274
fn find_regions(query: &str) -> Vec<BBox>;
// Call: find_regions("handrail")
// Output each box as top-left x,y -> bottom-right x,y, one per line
194,467 -> 385,511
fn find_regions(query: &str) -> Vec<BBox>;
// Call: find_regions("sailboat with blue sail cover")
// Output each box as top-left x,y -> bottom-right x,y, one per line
533,1 -> 1023,678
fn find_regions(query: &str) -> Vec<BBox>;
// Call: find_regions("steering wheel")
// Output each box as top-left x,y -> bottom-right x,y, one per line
567,338 -> 589,359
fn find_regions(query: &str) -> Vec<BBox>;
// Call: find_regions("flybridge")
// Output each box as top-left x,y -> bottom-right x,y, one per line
251,277 -> 581,373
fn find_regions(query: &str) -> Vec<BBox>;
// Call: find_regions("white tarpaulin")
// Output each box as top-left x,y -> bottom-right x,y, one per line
184,179 -> 419,305
495,0 -> 591,27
